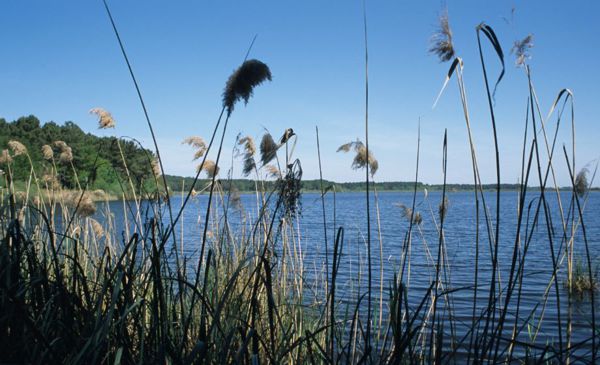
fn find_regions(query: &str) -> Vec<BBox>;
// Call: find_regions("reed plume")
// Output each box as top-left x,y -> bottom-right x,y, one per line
512,34 -> 534,66
41,145 -> 54,161
90,107 -> 116,129
575,168 -> 589,197
8,140 -> 27,156
197,160 -> 219,178
53,141 -> 73,163
265,164 -> 282,179
260,133 -> 278,165
182,136 -> 207,160
151,158 -> 161,177
69,192 -> 96,217
337,139 -> 378,176
0,149 -> 12,164
238,135 -> 257,176
90,218 -> 104,237
395,203 -> 423,225
430,9 -> 455,62
223,59 -> 272,116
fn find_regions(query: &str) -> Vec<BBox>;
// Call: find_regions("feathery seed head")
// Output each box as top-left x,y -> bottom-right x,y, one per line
430,10 -> 455,62
42,145 -> 54,160
512,34 -> 534,66
151,158 -> 161,178
0,149 -> 12,164
197,160 -> 219,178
575,168 -> 589,197
260,133 -> 278,165
182,136 -> 207,160
90,107 -> 116,129
8,140 -> 27,156
223,59 -> 272,116
238,136 -> 257,176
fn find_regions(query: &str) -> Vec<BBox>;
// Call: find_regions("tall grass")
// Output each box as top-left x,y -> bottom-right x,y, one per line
1,4 -> 598,364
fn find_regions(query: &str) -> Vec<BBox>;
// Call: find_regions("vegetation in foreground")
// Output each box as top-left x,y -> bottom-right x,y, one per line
1,4 -> 599,365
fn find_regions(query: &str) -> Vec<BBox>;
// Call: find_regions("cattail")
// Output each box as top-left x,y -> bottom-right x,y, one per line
197,160 -> 219,178
430,9 -> 455,62
182,136 -> 207,160
260,133 -> 278,165
0,149 -> 12,164
238,136 -> 257,176
8,140 -> 27,156
90,218 -> 104,237
575,168 -> 589,197
223,59 -> 272,116
42,145 -> 54,160
439,196 -> 449,220
90,107 -> 116,129
512,34 -> 533,66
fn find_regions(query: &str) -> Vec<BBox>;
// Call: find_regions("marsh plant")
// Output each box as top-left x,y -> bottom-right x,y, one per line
0,3 -> 598,365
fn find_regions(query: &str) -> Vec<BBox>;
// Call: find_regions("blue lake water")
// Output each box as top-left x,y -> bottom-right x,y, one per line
96,189 -> 600,357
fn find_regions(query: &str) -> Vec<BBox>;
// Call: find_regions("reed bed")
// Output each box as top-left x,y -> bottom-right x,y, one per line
0,3 -> 598,364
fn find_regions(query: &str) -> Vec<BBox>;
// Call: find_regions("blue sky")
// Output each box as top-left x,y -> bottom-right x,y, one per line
1,1 -> 598,185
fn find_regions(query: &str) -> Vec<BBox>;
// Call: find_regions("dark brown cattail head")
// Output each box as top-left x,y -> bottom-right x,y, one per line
430,9 -> 455,62
223,59 -> 272,116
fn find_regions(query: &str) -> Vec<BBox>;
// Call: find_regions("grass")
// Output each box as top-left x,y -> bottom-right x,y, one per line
1,4 -> 599,365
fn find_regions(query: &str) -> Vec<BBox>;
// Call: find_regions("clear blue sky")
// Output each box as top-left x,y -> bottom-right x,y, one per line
1,1 -> 598,185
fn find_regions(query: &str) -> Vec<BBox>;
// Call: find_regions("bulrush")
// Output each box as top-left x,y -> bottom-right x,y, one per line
512,34 -> 534,66
337,139 -> 379,177
430,9 -> 455,62
182,136 -> 207,160
260,133 -> 278,165
222,59 -> 272,116
8,140 -> 27,156
41,145 -> 54,161
90,107 -> 116,129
